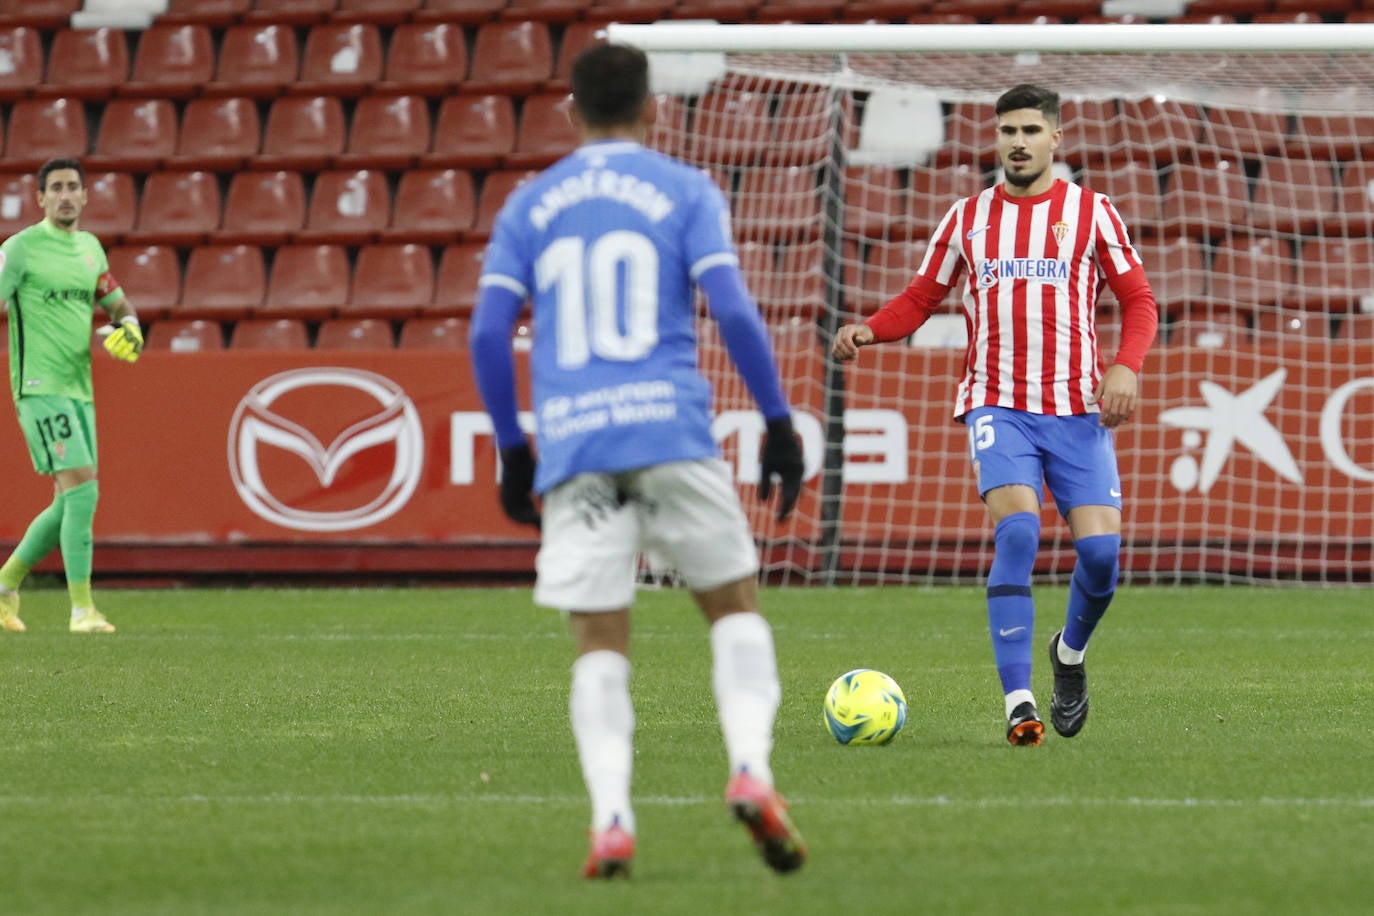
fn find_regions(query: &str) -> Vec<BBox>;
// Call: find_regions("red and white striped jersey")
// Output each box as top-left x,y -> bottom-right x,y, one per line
917,178 -> 1143,418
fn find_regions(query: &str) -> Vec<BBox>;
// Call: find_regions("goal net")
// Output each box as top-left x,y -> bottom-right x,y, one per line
608,23 -> 1373,587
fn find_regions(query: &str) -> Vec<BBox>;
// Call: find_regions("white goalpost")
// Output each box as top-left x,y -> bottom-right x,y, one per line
609,22 -> 1374,587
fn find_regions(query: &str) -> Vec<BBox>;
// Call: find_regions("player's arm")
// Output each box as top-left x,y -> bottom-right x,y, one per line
96,265 -> 143,363
697,263 -> 803,521
469,277 -> 540,527
0,237 -> 27,306
831,274 -> 949,361
1092,266 -> 1159,428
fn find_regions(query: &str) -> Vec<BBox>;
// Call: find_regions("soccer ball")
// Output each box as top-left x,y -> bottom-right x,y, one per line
823,668 -> 908,746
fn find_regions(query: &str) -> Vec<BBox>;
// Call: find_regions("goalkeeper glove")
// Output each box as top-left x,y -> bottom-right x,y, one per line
759,416 -> 804,522
102,316 -> 144,363
498,442 -> 541,528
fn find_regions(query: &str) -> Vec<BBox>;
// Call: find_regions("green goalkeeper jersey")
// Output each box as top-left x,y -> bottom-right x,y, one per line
0,219 -> 126,403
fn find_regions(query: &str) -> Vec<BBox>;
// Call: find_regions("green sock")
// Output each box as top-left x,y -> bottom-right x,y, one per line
0,491 -> 67,590
60,480 -> 98,610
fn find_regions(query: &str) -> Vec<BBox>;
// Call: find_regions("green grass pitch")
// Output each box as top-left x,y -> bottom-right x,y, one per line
1,584 -> 1370,915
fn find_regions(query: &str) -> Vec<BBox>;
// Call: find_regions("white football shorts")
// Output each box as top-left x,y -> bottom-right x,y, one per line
533,459 -> 760,612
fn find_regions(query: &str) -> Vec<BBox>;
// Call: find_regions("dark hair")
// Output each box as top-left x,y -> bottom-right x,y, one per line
38,157 -> 85,191
995,84 -> 1060,124
571,43 -> 650,129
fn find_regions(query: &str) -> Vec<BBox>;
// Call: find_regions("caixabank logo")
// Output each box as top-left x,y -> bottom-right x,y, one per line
227,368 -> 425,532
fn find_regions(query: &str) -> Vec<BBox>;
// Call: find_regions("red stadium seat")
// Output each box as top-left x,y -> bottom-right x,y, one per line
1199,91 -> 1290,163
905,163 -> 985,240
4,98 -> 87,171
204,24 -> 300,99
467,169 -> 537,241
1081,159 -> 1164,237
0,173 -> 41,238
375,22 -> 468,96
291,23 -> 383,98
344,243 -> 435,318
1060,99 -> 1122,166
1134,234 -> 1205,314
1336,313 -> 1374,341
1287,88 -> 1374,161
180,244 -> 267,319
383,168 -> 475,245
503,0 -> 591,21
219,170 -> 307,246
672,0 -> 755,19
1331,162 -> 1374,236
423,94 -> 516,170
412,0 -> 507,23
690,89 -> 773,165
753,0 -> 843,22
128,170 -> 222,247
261,244 -> 349,319
464,21 -> 553,96
759,240 -> 826,316
106,246 -> 181,320
861,240 -> 934,312
505,93 -> 579,169
173,97 -> 263,172
297,169 -> 391,245
0,0 -> 81,29
645,94 -> 689,159
316,317 -> 395,349
160,0 -> 252,27
547,20 -> 603,93
87,98 -> 179,173
399,315 -> 469,349
147,318 -> 225,352
231,317 -> 310,349
331,0 -> 421,25
1166,305 -> 1250,349
842,165 -> 905,241
121,24 -> 214,99
430,243 -> 486,315
1161,160 -> 1248,239
1117,96 -> 1203,167
244,0 -> 337,25
1249,157 -> 1337,236
1207,235 -> 1294,311
79,172 -> 137,246
37,28 -> 128,101
772,88 -> 857,167
588,0 -> 678,19
1252,308 -> 1333,345
734,166 -> 820,243
1294,237 -> 1374,314
934,101 -> 997,169
336,94 -> 431,171
255,95 -> 346,171
0,26 -> 43,103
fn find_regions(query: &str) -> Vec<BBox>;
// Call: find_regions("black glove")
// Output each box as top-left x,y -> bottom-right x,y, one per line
759,416 -> 804,522
498,442 -> 540,528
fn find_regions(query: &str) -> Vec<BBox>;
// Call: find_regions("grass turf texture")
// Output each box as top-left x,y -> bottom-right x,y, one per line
1,585 -> 1370,915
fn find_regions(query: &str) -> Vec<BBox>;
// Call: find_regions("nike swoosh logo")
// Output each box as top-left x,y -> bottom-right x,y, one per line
1110,488 -> 1122,498
966,225 -> 990,239
998,626 -> 1026,637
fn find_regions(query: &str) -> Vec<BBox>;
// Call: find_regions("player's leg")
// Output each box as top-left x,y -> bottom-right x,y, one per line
1043,414 -> 1124,737
535,472 -> 639,878
639,460 -> 804,873
0,484 -> 66,633
2,397 -> 82,632
967,407 -> 1045,746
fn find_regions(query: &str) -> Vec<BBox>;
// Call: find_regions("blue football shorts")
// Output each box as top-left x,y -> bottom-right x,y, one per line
962,405 -> 1122,516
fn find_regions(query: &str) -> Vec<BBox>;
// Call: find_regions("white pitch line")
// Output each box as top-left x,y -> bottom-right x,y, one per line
0,794 -> 1368,809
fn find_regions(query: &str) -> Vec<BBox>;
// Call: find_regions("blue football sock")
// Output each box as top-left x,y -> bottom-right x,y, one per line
987,512 -> 1040,696
1062,533 -> 1120,652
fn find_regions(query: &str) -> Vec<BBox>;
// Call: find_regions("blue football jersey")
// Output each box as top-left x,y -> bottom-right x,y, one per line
479,140 -> 740,492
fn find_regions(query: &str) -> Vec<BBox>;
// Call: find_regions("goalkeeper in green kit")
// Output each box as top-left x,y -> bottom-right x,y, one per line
0,158 -> 142,634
